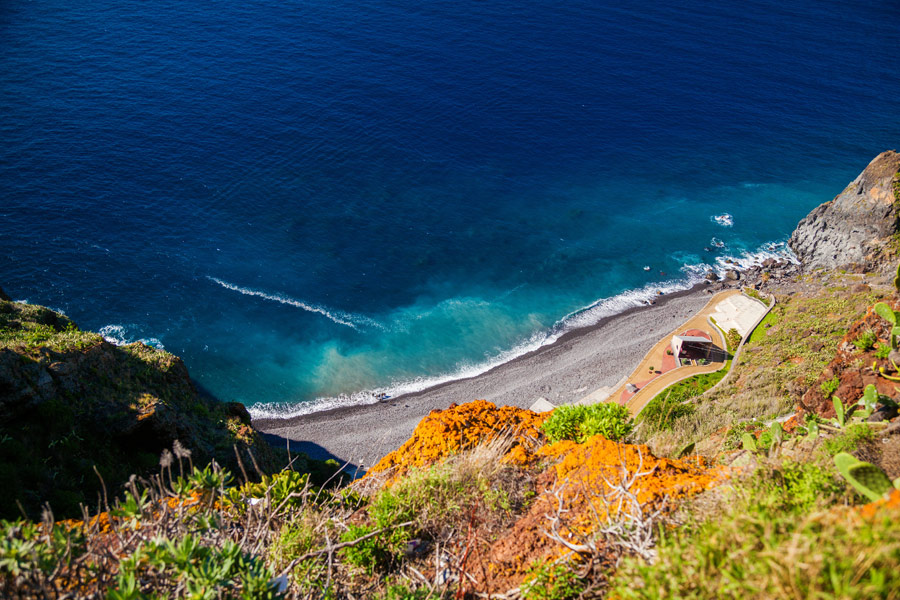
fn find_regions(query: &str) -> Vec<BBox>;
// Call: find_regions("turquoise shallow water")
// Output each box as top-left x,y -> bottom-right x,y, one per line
1,0 -> 899,415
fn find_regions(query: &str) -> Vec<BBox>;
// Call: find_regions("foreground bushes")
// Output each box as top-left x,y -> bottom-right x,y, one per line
610,461 -> 900,599
540,402 -> 633,443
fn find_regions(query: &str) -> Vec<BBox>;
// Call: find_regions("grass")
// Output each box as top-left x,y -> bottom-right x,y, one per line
0,301 -> 100,352
820,375 -> 840,397
853,329 -> 878,351
637,369 -> 726,435
609,461 -> 898,599
743,287 -> 771,307
642,283 -> 881,457
368,435 -> 520,540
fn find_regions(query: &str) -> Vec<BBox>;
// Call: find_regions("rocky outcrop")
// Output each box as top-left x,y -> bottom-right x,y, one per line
790,150 -> 900,271
0,292 -> 283,518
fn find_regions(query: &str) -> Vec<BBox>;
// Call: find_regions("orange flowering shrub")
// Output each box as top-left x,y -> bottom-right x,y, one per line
541,435 -> 720,499
536,434 -> 723,529
484,434 -> 725,586
368,400 -> 548,479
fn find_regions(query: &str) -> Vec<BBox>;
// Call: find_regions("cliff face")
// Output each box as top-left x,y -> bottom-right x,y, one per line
0,293 -> 282,518
789,150 -> 900,271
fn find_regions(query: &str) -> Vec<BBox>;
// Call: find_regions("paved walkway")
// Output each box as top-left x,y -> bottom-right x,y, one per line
577,289 -> 744,416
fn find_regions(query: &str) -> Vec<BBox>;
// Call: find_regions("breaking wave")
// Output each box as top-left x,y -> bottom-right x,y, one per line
207,277 -> 382,331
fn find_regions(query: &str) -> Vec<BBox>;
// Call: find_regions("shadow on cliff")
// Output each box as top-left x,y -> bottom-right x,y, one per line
258,432 -> 364,478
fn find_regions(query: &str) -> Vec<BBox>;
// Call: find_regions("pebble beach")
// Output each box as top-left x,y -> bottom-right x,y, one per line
255,284 -> 712,469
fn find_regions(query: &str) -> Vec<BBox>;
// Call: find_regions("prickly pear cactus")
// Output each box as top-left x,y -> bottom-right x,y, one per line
834,452 -> 893,502
742,432 -> 757,453
847,463 -> 894,502
834,452 -> 859,474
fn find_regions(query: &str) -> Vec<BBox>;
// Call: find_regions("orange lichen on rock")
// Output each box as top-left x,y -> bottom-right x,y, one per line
367,400 -> 547,479
485,434 -> 724,588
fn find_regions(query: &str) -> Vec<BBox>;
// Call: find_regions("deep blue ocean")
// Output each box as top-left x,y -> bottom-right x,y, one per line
2,0 -> 899,416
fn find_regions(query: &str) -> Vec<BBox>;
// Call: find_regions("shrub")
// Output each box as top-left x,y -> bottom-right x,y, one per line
749,462 -> 845,514
368,439 -> 512,541
541,403 -> 633,444
338,524 -> 404,575
853,329 -> 877,352
875,343 -> 891,359
820,376 -> 840,397
521,560 -> 585,600
109,535 -> 282,600
823,424 -> 875,455
726,327 -> 742,352
609,468 -> 900,599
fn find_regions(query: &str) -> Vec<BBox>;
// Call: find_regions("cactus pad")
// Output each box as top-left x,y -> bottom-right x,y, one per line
741,432 -> 757,452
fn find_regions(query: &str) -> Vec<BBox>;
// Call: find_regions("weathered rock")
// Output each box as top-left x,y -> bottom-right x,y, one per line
789,150 -> 900,271
869,404 -> 899,423
705,270 -> 720,282
724,269 -> 740,281
226,401 -> 253,425
0,286 -> 10,302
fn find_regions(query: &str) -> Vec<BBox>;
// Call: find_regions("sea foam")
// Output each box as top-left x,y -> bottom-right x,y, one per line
100,324 -> 165,349
207,277 -> 383,331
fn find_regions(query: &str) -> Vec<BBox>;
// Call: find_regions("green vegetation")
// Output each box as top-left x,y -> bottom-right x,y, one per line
0,301 -> 99,351
610,461 -> 898,599
1,456 -> 295,599
725,327 -> 742,352
742,287 -> 770,307
637,369 -> 726,435
0,297 -> 298,519
369,439 -> 517,539
377,584 -> 434,600
853,328 -> 878,351
339,524 -> 404,575
112,535 -> 279,600
3,260 -> 900,598
639,283 -> 880,457
819,376 -> 840,397
823,423 -> 876,455
740,421 -> 789,456
541,403 -> 633,443
834,452 -> 900,502
874,301 -> 900,349
521,561 -> 585,600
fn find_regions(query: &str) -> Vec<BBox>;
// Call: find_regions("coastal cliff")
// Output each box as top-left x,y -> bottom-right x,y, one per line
789,150 -> 900,271
0,291 -> 284,518
3,153 -> 900,599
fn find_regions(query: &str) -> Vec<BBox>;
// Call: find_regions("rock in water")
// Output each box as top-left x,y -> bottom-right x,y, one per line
789,150 -> 900,271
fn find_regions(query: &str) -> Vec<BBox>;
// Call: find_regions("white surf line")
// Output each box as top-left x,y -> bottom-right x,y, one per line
207,276 -> 374,331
